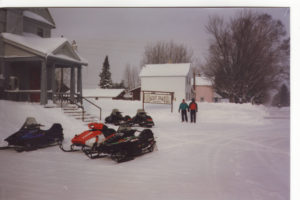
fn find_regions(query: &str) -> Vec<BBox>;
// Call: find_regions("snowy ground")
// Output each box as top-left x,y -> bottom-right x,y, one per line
0,99 -> 290,200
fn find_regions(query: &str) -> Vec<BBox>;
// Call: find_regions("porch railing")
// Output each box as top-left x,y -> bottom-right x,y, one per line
55,92 -> 102,121
78,95 -> 102,121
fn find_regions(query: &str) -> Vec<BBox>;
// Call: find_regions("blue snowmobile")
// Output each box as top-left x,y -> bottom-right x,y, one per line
0,117 -> 64,152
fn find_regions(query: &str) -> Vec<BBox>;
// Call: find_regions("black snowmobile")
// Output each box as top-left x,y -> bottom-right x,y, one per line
0,117 -> 64,152
105,109 -> 131,126
127,109 -> 155,128
83,126 -> 156,163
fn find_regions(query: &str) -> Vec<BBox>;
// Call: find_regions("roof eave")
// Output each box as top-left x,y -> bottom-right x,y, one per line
47,54 -> 88,66
140,75 -> 188,78
2,37 -> 46,57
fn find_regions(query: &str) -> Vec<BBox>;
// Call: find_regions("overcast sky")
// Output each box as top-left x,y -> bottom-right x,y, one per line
49,7 -> 290,88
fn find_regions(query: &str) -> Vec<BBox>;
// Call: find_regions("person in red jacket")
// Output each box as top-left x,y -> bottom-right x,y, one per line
189,98 -> 198,123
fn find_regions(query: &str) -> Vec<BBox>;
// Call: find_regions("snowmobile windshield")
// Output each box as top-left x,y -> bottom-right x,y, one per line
112,109 -> 120,115
21,117 -> 40,129
117,126 -> 131,132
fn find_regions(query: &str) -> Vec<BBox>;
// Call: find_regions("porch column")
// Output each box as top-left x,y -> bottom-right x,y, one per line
0,59 -> 8,89
0,58 -> 3,75
51,63 -> 56,102
70,67 -> 75,103
40,60 -> 48,105
77,66 -> 82,98
0,58 -> 4,96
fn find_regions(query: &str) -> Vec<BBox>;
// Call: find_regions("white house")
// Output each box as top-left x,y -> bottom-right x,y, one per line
139,63 -> 192,101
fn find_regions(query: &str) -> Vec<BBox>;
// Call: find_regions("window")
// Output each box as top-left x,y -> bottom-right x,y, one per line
37,27 -> 44,37
200,97 -> 204,102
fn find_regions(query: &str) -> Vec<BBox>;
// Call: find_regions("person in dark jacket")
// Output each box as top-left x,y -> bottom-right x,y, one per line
178,99 -> 189,122
189,98 -> 198,123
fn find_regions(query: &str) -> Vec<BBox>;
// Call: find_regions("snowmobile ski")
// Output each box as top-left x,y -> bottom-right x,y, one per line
59,143 -> 81,152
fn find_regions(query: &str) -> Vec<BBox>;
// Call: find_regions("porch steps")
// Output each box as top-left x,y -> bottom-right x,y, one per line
60,104 -> 99,123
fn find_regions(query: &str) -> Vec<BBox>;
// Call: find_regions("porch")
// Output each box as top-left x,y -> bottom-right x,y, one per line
1,57 -> 84,105
0,32 -> 87,105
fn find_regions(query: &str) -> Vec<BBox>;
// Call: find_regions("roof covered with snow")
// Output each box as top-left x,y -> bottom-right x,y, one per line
140,63 -> 191,77
0,32 -> 87,65
192,76 -> 213,86
23,11 -> 55,27
83,89 -> 125,98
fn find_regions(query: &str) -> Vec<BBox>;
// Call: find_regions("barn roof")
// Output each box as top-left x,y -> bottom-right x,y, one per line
140,63 -> 191,77
193,76 -> 213,86
83,89 -> 125,98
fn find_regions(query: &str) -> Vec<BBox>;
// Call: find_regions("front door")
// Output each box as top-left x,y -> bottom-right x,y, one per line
29,67 -> 41,102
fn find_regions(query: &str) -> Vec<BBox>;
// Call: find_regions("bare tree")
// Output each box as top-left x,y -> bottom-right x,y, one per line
203,11 -> 288,104
123,63 -> 140,90
141,41 -> 193,66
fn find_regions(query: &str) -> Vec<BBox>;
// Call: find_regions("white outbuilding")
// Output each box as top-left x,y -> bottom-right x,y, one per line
139,63 -> 192,101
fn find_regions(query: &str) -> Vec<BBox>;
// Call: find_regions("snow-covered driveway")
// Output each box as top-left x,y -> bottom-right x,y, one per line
0,100 -> 289,200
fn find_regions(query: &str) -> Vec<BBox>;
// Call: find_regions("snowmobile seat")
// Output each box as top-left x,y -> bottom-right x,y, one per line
117,126 -> 136,137
138,129 -> 154,142
102,128 -> 116,138
47,123 -> 63,135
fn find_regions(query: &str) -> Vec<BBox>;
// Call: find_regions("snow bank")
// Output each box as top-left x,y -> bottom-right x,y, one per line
197,102 -> 269,125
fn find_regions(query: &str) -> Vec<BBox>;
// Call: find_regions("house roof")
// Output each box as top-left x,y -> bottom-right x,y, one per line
23,10 -> 55,27
83,89 -> 125,98
139,63 -> 191,77
193,76 -> 213,86
129,86 -> 141,92
214,92 -> 222,98
0,32 -> 87,65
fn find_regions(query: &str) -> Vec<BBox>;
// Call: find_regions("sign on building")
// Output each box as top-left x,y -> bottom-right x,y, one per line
142,91 -> 174,112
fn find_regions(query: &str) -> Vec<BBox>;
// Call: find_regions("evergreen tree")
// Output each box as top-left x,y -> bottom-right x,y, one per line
271,84 -> 290,107
279,84 -> 290,106
99,56 -> 113,88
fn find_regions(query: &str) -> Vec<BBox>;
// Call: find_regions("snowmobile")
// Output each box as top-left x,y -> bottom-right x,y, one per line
83,126 -> 156,163
127,109 -> 155,128
59,122 -> 115,152
105,109 -> 131,126
0,117 -> 64,152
